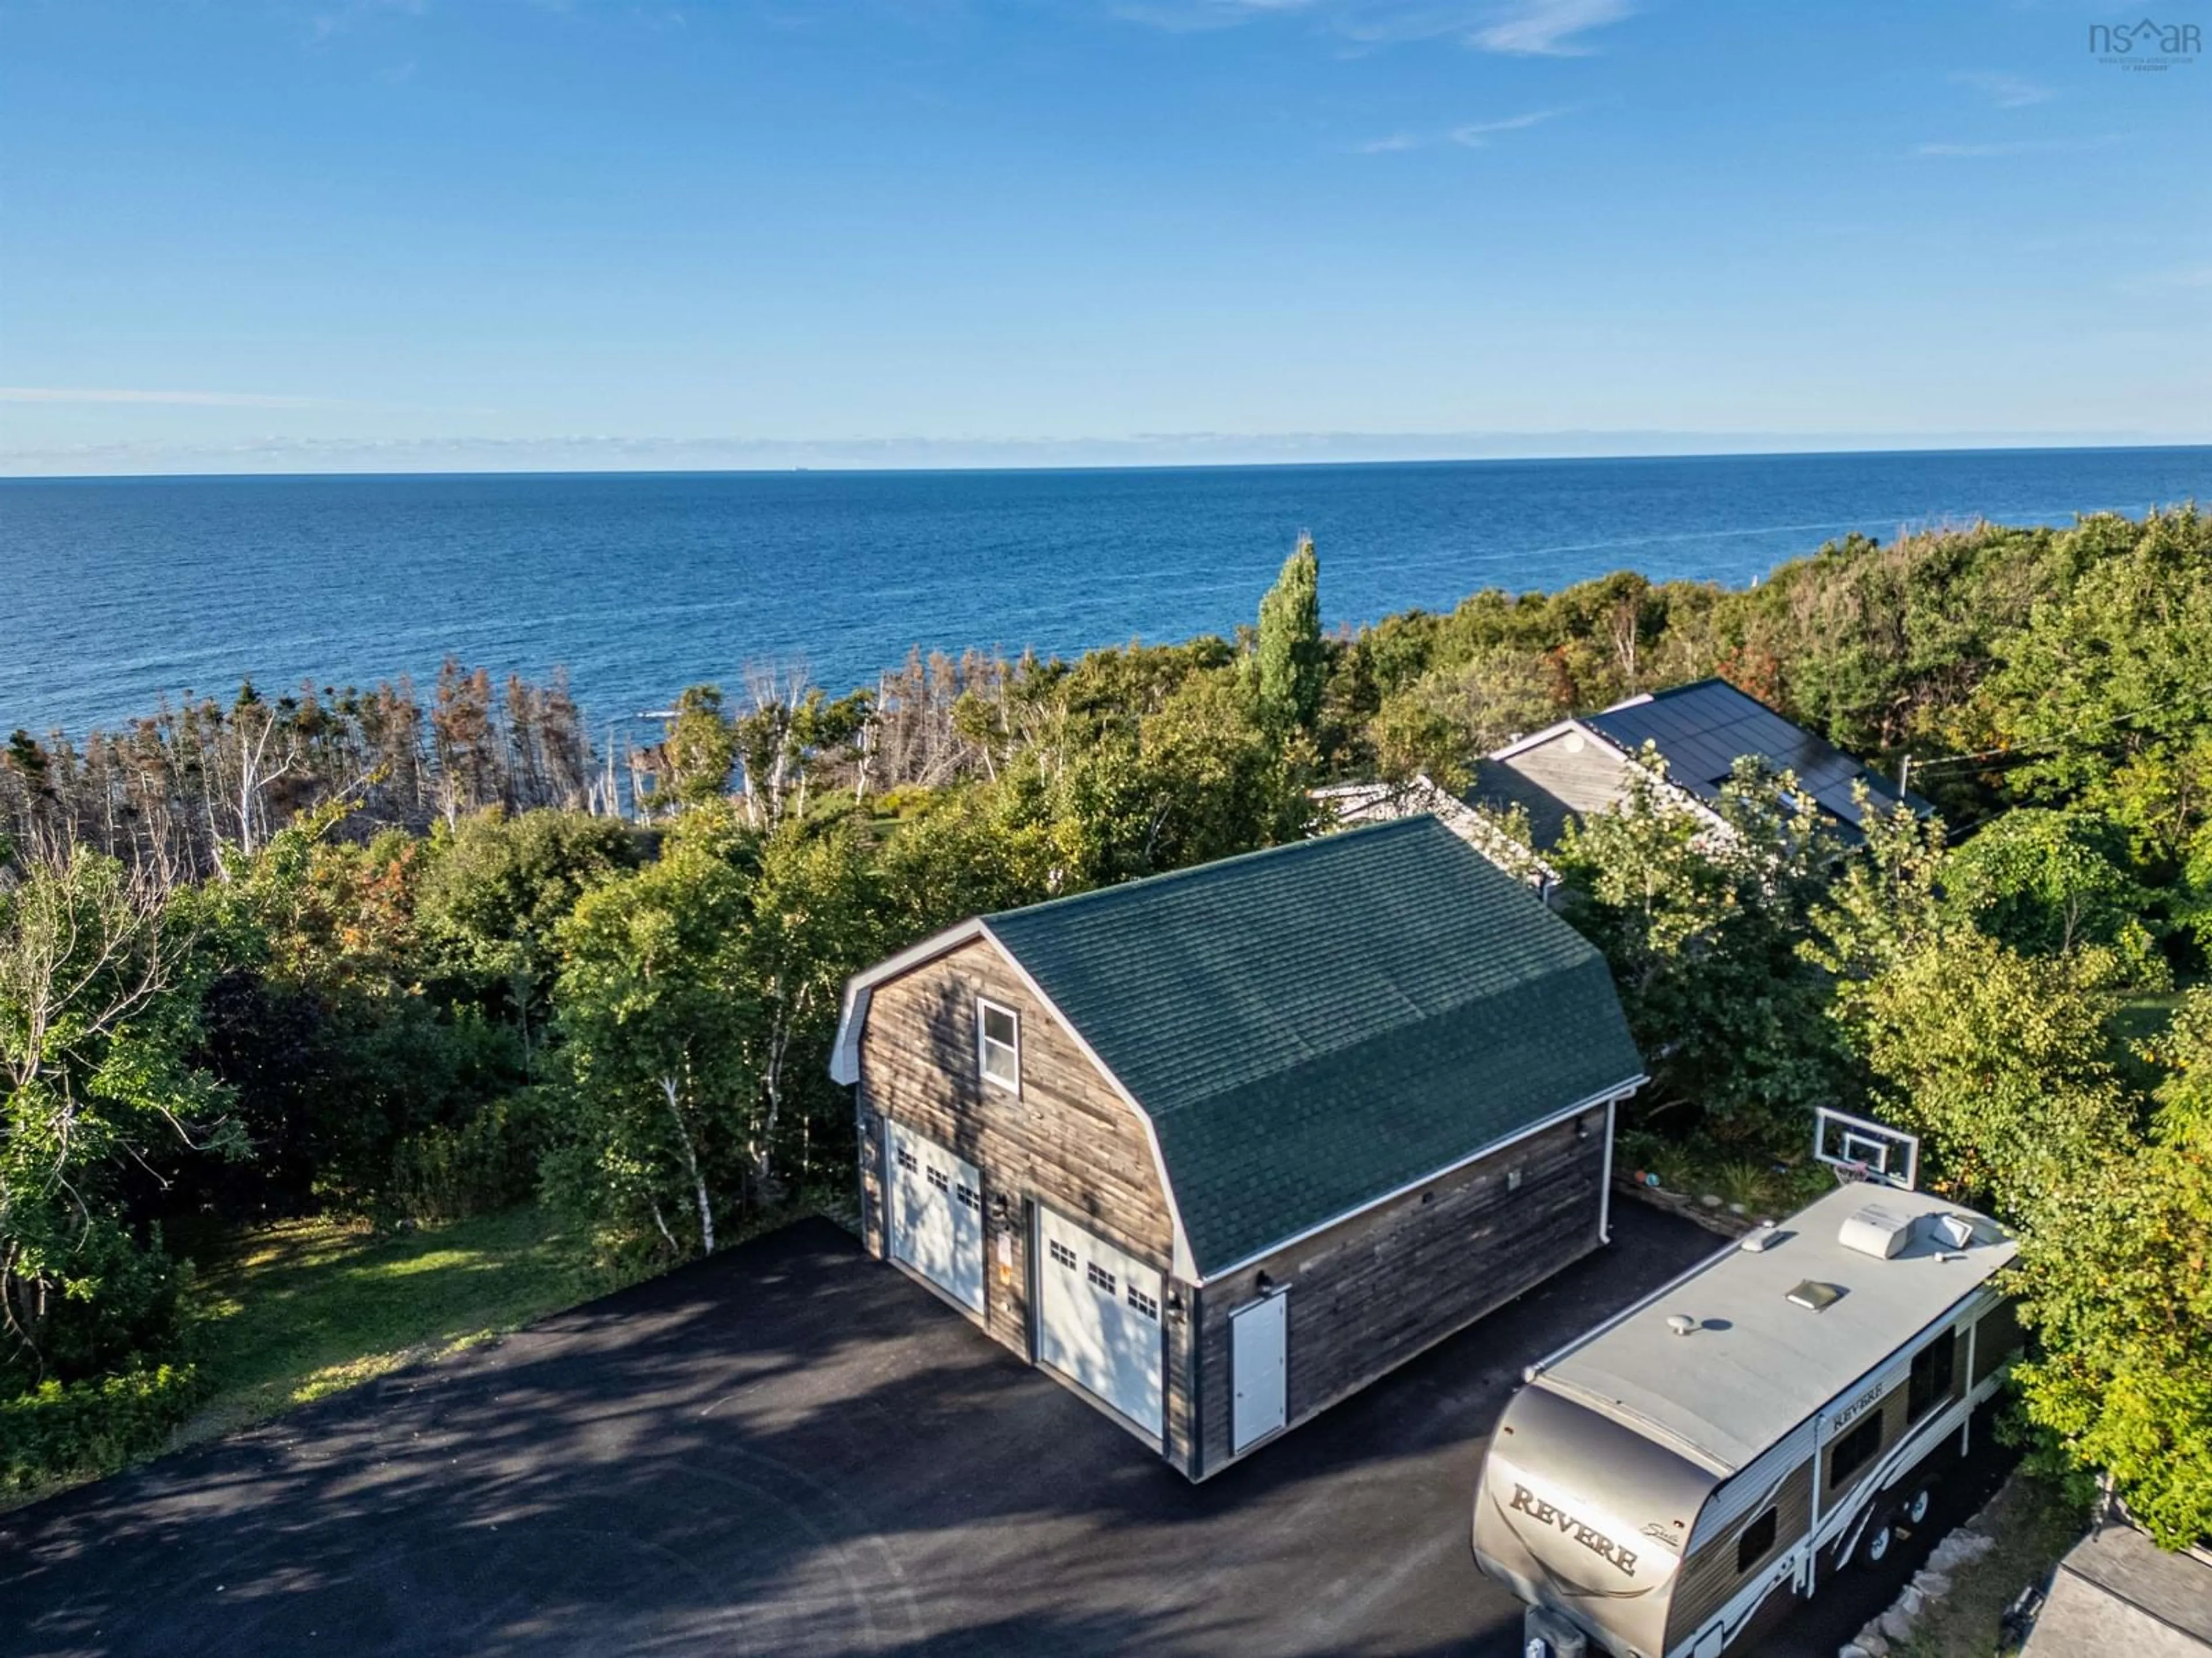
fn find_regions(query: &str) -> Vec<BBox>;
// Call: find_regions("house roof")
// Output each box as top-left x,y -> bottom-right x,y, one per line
2023,1520 -> 2212,1656
980,816 -> 1644,1276
1578,678 -> 1929,845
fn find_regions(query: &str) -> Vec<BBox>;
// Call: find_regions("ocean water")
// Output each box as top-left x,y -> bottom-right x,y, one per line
3,447 -> 2207,739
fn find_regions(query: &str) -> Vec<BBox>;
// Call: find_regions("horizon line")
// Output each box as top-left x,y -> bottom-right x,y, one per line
5,435 -> 2210,485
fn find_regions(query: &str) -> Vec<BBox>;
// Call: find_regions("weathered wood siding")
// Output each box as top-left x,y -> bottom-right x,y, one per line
1193,1111 -> 1605,1477
1499,728 -> 1637,821
853,936 -> 1192,1464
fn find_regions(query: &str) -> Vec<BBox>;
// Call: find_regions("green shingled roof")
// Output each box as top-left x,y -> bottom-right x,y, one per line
984,816 -> 1643,1276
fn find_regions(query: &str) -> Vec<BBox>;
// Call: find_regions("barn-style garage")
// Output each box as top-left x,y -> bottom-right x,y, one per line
829,815 -> 1646,1479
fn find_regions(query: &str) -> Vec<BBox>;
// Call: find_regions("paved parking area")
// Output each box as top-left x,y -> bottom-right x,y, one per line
0,1206 -> 1983,1657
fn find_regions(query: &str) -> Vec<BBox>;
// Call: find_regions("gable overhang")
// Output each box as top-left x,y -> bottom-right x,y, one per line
827,917 -> 1202,1285
1192,1072 -> 1647,1286
828,917 -> 991,1087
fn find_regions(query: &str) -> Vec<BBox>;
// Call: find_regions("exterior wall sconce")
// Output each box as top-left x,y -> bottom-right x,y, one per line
1255,1271 -> 1276,1294
1166,1291 -> 1185,1320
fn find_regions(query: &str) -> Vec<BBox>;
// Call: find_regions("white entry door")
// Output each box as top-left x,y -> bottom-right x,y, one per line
1230,1292 -> 1288,1452
1035,1206 -> 1164,1437
884,1119 -> 984,1313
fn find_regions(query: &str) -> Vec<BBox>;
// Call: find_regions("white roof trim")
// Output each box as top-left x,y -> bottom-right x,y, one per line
1195,1074 -> 1645,1285
1487,716 -> 1600,763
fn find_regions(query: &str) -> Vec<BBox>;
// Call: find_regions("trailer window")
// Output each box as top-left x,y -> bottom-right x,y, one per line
1828,1416 -> 1881,1491
1735,1508 -> 1778,1574
1907,1333 -> 1956,1422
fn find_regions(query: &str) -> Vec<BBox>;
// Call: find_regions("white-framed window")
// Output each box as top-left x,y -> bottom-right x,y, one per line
977,997 -> 1021,1095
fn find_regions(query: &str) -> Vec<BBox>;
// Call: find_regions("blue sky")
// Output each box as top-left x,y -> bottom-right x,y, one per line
1,0 -> 2206,472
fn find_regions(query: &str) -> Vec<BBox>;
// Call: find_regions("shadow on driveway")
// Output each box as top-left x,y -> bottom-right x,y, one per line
3,1204 -> 1741,1657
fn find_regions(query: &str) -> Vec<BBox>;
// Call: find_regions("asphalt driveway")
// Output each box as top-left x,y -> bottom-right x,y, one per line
0,1204 -> 1993,1657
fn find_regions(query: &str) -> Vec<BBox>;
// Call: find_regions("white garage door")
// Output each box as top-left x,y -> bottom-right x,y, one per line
1035,1206 -> 1164,1438
884,1119 -> 984,1313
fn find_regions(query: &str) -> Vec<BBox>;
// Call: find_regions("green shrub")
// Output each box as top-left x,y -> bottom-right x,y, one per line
0,1219 -> 195,1394
0,1362 -> 211,1492
387,1092 -> 554,1224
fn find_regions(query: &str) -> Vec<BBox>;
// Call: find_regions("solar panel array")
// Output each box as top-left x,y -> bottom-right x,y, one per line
1582,679 -> 1923,843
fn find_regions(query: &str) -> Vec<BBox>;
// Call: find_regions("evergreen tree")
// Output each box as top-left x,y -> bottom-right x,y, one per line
1250,536 -> 1325,738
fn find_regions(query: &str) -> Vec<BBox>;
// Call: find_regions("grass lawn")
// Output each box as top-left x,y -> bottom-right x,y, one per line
183,1204 -> 634,1443
1900,1470 -> 2090,1658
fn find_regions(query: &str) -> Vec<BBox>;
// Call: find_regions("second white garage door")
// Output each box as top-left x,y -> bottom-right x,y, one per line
1035,1206 -> 1164,1438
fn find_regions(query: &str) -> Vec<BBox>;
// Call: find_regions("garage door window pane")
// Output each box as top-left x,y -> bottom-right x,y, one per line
978,1000 -> 1021,1093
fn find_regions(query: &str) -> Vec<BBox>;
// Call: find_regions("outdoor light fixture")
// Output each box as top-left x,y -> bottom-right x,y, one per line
1166,1291 -> 1185,1320
1255,1271 -> 1275,1294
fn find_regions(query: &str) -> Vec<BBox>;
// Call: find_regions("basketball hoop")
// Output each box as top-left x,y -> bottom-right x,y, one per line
1813,1107 -> 1920,1192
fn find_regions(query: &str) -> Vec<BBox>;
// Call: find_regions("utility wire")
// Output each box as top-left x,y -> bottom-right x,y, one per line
1904,690 -> 2210,777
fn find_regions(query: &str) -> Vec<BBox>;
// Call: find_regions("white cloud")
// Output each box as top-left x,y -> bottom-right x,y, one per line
1356,107 -> 1569,152
1950,70 -> 2056,108
1467,0 -> 1629,55
1450,107 -> 1569,143
1110,0 -> 1631,54
1916,133 -> 2123,157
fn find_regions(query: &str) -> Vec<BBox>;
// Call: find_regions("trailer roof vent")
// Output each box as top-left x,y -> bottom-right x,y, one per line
1787,1280 -> 1843,1312
1838,1202 -> 1915,1260
1666,1313 -> 1698,1337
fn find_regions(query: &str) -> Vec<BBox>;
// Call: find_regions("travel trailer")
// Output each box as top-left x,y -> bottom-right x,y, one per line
1471,1179 -> 2022,1658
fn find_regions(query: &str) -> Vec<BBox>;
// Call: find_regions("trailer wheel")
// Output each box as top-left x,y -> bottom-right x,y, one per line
1905,1487 -> 1931,1526
1865,1520 -> 1894,1566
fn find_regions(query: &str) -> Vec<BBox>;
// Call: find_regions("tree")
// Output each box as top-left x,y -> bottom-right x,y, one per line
1552,752 -> 1846,1135
0,851 -> 236,1380
730,819 -> 885,1193
1982,508 -> 2212,858
550,818 -> 755,1256
1942,806 -> 2161,981
1809,796 -> 2143,1215
547,807 -> 893,1254
660,685 -> 738,810
2011,986 -> 2212,1548
1249,536 -> 1325,738
416,809 -> 641,1076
